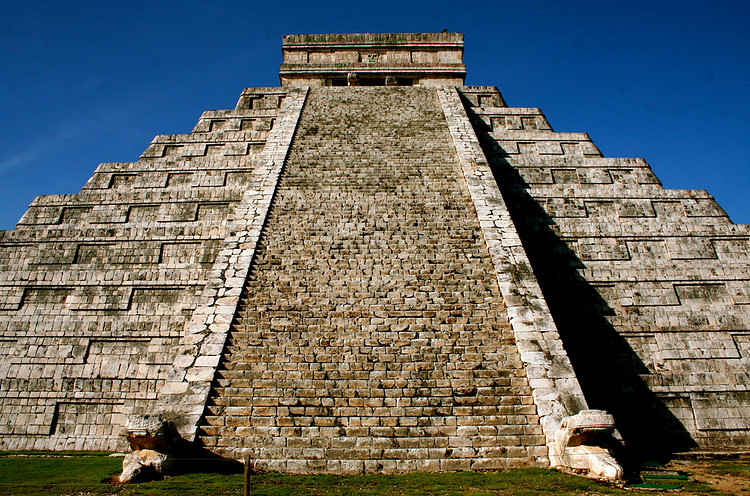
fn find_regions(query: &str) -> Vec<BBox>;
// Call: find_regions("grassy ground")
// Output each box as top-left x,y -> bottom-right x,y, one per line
0,452 -> 747,495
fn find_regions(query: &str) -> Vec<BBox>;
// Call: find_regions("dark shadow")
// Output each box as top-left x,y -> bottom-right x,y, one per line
171,446 -> 244,475
462,103 -> 697,468
139,422 -> 244,477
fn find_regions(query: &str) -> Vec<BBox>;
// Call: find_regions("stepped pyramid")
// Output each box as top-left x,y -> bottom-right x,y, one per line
0,33 -> 748,473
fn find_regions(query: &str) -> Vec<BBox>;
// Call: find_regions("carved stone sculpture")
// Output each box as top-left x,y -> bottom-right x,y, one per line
120,415 -> 178,483
119,449 -> 175,483
549,410 -> 623,480
124,414 -> 175,452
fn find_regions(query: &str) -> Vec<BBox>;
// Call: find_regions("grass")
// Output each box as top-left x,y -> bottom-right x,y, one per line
708,458 -> 750,477
0,452 -> 743,495
241,469 -> 626,496
0,453 -> 122,495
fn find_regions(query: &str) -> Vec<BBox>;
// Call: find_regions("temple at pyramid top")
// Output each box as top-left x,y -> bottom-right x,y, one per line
279,32 -> 466,87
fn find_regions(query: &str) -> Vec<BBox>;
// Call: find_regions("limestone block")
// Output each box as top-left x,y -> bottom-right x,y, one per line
577,238 -> 630,261
691,392 -> 750,431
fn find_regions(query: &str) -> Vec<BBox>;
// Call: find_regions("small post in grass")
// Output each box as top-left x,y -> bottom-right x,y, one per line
244,454 -> 251,496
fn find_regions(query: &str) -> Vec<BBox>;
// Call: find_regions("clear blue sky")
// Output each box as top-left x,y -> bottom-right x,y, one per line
1,0 -> 748,229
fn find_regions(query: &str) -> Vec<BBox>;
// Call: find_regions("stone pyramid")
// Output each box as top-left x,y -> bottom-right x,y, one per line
0,33 -> 747,473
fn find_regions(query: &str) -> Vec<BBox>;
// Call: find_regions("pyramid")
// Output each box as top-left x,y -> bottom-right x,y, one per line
0,33 -> 748,473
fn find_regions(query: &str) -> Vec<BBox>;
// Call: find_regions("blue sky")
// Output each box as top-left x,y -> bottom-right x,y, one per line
0,0 -> 748,229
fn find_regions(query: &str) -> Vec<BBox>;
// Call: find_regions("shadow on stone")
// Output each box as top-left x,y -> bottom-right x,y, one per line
465,104 -> 698,471
170,447 -> 244,475
120,415 -> 243,483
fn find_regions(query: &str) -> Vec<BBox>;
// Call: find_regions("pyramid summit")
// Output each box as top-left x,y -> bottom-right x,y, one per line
0,33 -> 748,476
279,32 -> 466,87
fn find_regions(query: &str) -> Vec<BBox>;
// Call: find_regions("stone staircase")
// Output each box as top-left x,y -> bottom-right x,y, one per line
196,87 -> 546,473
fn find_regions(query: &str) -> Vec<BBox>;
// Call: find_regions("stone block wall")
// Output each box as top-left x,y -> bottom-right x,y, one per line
462,86 -> 750,452
0,88 -> 288,451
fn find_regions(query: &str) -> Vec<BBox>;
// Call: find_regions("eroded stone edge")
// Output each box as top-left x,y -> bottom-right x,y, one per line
437,86 -> 589,464
152,87 -> 309,442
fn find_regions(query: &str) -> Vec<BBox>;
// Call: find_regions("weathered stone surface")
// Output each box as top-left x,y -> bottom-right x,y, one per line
0,32 -> 748,469
154,87 -> 308,441
438,87 -> 587,458
124,415 -> 177,452
280,33 -> 465,87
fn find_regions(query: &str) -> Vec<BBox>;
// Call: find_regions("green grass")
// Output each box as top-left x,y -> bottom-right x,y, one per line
0,452 -> 743,495
0,454 -> 122,495
240,469 -> 626,496
0,458 -> 622,496
0,456 -> 622,496
709,458 -> 750,478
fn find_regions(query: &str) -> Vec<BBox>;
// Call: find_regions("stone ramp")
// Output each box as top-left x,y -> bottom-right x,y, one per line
197,87 -> 546,473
